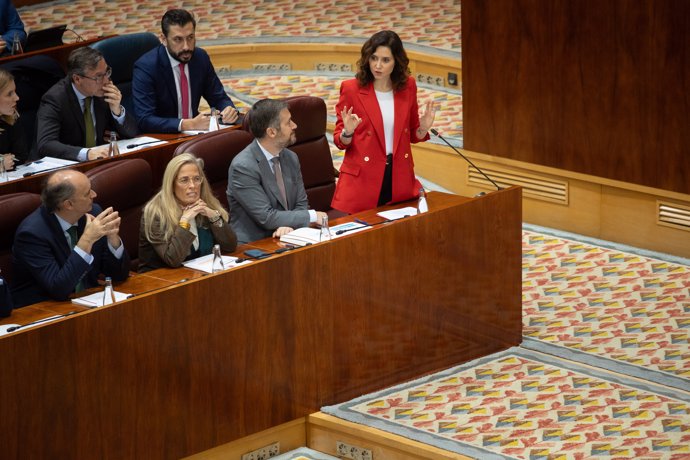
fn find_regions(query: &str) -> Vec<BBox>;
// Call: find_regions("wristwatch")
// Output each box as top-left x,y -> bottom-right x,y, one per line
341,130 -> 353,139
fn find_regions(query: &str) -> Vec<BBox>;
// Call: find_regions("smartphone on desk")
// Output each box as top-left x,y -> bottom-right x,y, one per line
243,249 -> 270,259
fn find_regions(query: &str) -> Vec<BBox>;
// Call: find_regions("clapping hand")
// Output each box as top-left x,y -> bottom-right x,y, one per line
81,207 -> 122,252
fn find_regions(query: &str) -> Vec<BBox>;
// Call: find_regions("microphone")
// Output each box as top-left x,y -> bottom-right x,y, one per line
6,310 -> 80,333
430,129 -> 501,192
23,164 -> 70,177
126,135 -> 191,150
335,219 -> 390,235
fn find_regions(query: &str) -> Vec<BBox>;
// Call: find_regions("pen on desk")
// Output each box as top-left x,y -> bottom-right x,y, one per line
354,218 -> 370,226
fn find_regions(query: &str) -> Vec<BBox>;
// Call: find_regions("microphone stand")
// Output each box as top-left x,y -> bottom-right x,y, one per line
430,129 -> 502,191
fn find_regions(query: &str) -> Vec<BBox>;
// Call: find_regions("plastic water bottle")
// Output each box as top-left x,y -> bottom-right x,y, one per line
417,187 -> 428,214
102,277 -> 116,306
320,215 -> 332,241
11,33 -> 22,55
0,156 -> 7,182
211,244 -> 224,272
209,107 -> 220,131
107,131 -> 120,157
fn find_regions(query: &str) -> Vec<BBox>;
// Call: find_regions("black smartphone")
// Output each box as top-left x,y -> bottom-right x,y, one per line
243,249 -> 270,259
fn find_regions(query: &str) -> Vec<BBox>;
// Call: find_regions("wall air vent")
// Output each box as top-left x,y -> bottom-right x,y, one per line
658,201 -> 690,232
467,165 -> 569,205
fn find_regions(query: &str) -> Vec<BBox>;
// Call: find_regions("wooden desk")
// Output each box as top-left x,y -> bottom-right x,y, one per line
0,37 -> 110,71
0,133 -> 193,196
0,189 -> 522,459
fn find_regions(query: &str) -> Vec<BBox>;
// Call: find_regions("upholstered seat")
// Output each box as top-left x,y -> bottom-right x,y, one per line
0,192 -> 41,283
282,95 -> 339,213
241,95 -> 341,215
173,128 -> 254,209
90,33 -> 160,115
85,159 -> 153,270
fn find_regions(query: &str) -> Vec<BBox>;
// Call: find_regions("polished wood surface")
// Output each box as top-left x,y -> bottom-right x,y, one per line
0,133 -> 192,196
0,37 -> 110,70
462,0 -> 689,194
0,189 -> 522,459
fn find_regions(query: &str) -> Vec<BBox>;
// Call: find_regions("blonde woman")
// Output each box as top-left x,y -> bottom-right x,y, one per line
138,153 -> 237,272
0,68 -> 23,170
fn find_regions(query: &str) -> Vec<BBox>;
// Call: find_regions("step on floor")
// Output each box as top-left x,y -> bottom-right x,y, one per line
273,447 -> 339,460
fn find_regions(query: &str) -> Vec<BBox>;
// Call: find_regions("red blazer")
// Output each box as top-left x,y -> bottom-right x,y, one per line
331,77 -> 429,214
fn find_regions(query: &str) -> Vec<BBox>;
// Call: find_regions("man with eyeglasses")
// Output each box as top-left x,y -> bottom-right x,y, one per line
132,8 -> 238,133
35,46 -> 138,161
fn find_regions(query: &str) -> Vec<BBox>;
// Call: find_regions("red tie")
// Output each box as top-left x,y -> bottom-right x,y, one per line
179,62 -> 190,119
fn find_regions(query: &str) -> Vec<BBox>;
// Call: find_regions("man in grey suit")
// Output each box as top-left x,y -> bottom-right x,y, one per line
227,99 -> 327,244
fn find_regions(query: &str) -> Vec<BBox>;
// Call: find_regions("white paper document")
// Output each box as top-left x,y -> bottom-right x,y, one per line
280,222 -> 370,246
279,227 -> 323,246
376,206 -> 419,220
182,123 -> 233,136
182,253 -> 250,274
72,290 -> 133,307
3,156 -> 78,182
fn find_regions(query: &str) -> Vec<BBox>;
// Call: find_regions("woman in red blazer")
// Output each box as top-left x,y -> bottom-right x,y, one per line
331,30 -> 435,214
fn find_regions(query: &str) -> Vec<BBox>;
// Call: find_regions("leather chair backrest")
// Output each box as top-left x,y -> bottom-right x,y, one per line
90,33 -> 160,115
241,95 -> 337,212
173,128 -> 254,209
0,192 -> 41,284
0,54 -> 65,160
85,159 -> 153,270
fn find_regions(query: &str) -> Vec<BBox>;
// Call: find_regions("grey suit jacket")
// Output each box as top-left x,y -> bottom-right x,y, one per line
35,77 -> 139,161
227,139 -> 310,244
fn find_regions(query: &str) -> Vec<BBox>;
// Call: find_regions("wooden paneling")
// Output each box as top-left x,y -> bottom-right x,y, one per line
462,0 -> 690,194
0,190 -> 522,459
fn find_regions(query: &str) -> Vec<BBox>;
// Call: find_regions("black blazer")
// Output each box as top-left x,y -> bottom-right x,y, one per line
35,77 -> 138,160
11,203 -> 130,308
0,118 -> 27,162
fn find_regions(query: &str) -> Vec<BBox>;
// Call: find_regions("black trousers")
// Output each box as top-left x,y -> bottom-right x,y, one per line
377,154 -> 393,206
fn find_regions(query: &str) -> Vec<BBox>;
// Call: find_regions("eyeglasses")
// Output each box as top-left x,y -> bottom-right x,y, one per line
176,176 -> 204,186
79,66 -> 112,84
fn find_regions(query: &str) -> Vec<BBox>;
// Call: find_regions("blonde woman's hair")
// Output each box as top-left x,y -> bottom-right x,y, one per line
0,69 -> 18,126
143,152 -> 229,243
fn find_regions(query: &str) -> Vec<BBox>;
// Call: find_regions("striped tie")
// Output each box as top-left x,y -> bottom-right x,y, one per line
83,97 -> 95,148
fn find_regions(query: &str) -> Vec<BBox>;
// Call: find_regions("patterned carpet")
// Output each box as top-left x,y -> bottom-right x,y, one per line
323,348 -> 690,459
323,229 -> 690,459
522,228 -> 690,391
19,0 -> 463,149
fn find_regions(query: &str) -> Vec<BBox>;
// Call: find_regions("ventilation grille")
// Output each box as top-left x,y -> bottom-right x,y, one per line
467,165 -> 569,205
658,201 -> 690,231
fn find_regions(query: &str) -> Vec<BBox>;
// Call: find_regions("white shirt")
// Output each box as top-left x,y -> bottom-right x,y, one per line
375,89 -> 395,154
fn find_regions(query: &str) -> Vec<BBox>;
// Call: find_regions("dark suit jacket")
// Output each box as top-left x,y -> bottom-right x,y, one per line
11,204 -> 130,308
132,46 -> 234,133
0,118 -> 27,162
331,77 -> 428,214
227,139 -> 310,244
0,0 -> 25,54
35,77 -> 139,161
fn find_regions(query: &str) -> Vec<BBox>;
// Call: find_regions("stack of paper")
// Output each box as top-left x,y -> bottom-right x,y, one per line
279,227 -> 323,246
72,291 -> 132,307
182,254 -> 250,273
376,207 -> 419,220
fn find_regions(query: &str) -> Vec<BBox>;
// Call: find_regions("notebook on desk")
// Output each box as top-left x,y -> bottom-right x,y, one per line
24,25 -> 67,52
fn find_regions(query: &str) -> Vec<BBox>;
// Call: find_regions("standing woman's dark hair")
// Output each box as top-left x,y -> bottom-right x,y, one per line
356,30 -> 410,91
331,30 -> 436,215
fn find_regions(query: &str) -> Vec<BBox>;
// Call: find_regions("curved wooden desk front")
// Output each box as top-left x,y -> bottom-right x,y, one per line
0,189 -> 522,459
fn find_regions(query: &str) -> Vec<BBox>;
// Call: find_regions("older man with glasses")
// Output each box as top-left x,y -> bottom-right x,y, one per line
35,46 -> 138,161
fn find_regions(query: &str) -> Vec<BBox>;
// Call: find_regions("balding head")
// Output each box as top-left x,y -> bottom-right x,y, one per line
42,170 -> 95,221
